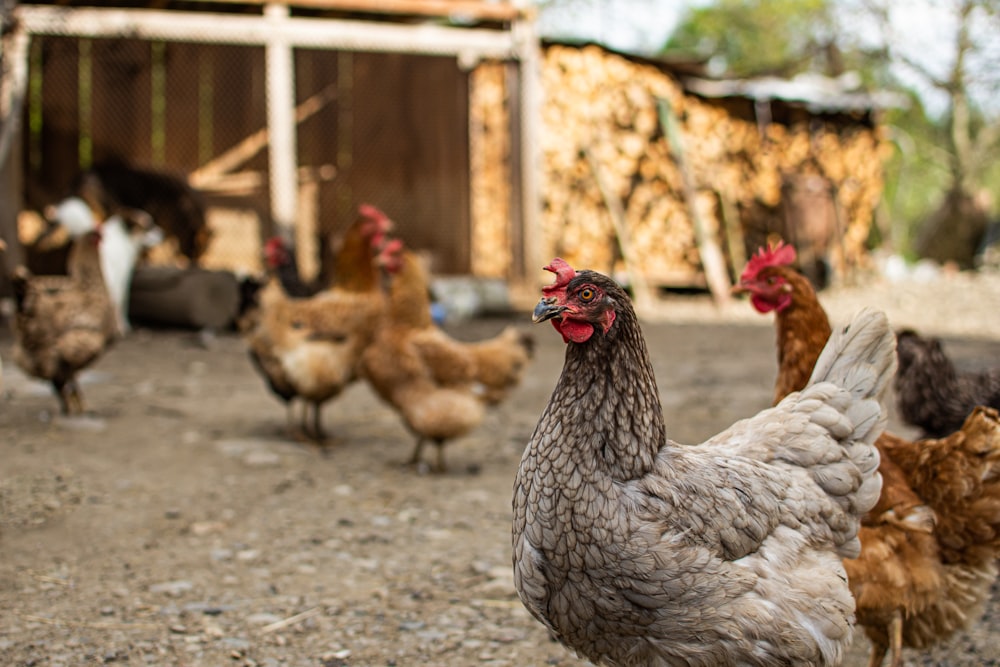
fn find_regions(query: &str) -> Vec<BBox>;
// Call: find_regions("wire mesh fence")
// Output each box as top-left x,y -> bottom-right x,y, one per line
18,10 -> 500,281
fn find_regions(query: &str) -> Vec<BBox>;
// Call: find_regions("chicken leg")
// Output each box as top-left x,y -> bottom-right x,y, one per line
865,605 -> 904,667
54,378 -> 86,415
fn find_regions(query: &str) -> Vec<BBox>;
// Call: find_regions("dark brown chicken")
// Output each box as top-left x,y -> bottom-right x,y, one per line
360,250 -> 533,472
895,328 -> 1000,438
10,229 -> 118,414
514,258 -> 894,666
735,241 -> 1000,667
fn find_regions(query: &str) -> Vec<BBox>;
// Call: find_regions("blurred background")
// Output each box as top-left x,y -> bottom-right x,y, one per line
0,0 -> 997,328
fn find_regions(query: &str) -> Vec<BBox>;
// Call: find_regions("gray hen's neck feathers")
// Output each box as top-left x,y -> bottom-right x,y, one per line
539,275 -> 666,480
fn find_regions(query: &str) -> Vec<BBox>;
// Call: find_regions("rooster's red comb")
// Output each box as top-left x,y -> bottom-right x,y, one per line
740,240 -> 796,282
358,203 -> 393,230
542,258 -> 576,296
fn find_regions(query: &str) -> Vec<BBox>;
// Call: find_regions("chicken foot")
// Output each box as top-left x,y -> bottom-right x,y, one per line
292,401 -> 333,456
866,611 -> 904,667
54,378 -> 86,415
406,436 -> 448,473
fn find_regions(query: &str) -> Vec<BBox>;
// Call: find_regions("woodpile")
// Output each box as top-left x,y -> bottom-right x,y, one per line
470,61 -> 512,279
470,44 -> 889,290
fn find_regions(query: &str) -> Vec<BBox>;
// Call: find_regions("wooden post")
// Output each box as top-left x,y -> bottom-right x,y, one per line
657,98 -> 731,306
512,17 -> 543,286
584,147 -> 653,312
716,190 -> 746,281
265,3 -> 299,233
0,23 -> 29,274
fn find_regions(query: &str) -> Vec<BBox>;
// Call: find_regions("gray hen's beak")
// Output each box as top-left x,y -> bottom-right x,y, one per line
533,298 -> 567,323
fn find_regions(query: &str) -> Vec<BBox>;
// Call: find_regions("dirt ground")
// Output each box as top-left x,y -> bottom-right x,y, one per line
2,270 -> 1000,667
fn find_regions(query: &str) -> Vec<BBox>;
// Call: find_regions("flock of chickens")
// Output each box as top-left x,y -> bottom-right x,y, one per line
515,242 -> 1000,667
4,193 -> 1000,667
238,203 -> 534,471
2,201 -> 534,474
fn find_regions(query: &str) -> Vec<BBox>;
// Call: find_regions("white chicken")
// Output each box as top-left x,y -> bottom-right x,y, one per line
47,196 -> 162,334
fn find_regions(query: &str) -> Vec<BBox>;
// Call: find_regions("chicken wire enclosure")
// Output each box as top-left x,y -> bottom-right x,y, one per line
8,2 -> 541,281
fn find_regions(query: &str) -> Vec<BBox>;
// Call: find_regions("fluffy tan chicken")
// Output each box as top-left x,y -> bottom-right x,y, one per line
360,250 -> 533,472
514,258 -> 893,666
735,241 -> 1000,667
243,204 -> 398,444
9,229 -> 118,414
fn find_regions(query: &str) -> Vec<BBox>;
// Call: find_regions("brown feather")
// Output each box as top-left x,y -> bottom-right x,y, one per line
740,252 -> 1000,667
11,231 -> 117,414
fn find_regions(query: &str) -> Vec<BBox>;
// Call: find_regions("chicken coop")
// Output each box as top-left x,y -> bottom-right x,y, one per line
0,0 -> 542,291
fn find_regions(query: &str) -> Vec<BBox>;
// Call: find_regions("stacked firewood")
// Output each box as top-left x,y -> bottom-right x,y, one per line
470,44 -> 888,288
470,62 -> 513,279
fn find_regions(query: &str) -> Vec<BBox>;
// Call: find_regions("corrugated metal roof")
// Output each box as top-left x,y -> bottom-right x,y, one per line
684,71 -> 908,114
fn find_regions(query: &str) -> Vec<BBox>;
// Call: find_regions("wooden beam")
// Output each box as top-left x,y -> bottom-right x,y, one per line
657,98 -> 732,307
196,0 -> 526,22
15,5 -> 518,59
584,146 -> 654,313
189,84 -> 336,187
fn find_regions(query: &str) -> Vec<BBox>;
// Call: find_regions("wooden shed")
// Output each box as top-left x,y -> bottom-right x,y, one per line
0,0 -> 541,287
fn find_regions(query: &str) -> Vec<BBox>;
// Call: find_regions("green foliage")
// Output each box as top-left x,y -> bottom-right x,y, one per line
880,101 -> 951,257
664,0 -> 840,77
663,0 -> 1000,260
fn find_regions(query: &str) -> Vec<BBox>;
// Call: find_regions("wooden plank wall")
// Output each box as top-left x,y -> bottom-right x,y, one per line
345,51 -> 470,275
21,37 -> 475,276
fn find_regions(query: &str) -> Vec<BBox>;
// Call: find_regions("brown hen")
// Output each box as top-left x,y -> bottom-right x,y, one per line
242,204 -> 398,444
360,250 -> 533,472
735,241 -> 1000,667
9,229 -> 118,414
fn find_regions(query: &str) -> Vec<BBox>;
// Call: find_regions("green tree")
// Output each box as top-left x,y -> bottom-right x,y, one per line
865,0 -> 1000,266
664,0 -> 1000,264
664,0 -> 848,78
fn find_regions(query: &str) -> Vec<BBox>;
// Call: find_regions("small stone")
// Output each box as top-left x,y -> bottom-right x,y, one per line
246,613 -> 282,626
149,580 -> 194,596
165,508 -> 182,520
398,620 -> 426,631
236,549 -> 259,562
243,451 -> 281,468
190,521 -> 226,536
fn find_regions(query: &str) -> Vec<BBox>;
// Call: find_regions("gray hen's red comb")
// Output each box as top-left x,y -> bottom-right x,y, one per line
542,258 -> 576,296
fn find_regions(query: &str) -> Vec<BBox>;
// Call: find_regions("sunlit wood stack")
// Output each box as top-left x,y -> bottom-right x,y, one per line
470,61 -> 513,279
472,43 -> 890,288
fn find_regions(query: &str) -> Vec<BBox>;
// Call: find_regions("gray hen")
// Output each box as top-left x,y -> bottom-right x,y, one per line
512,258 -> 895,667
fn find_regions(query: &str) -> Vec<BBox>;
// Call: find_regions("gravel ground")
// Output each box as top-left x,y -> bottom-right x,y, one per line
1,269 -> 999,667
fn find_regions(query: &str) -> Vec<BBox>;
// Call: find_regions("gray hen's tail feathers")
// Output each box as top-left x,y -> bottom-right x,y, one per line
809,306 -> 898,405
801,307 -> 896,554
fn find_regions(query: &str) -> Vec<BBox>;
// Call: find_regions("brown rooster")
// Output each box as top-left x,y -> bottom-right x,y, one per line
735,241 -> 1000,667
894,328 -> 1000,438
9,229 -> 118,414
514,258 -> 894,666
360,250 -> 533,472
242,204 -> 399,444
